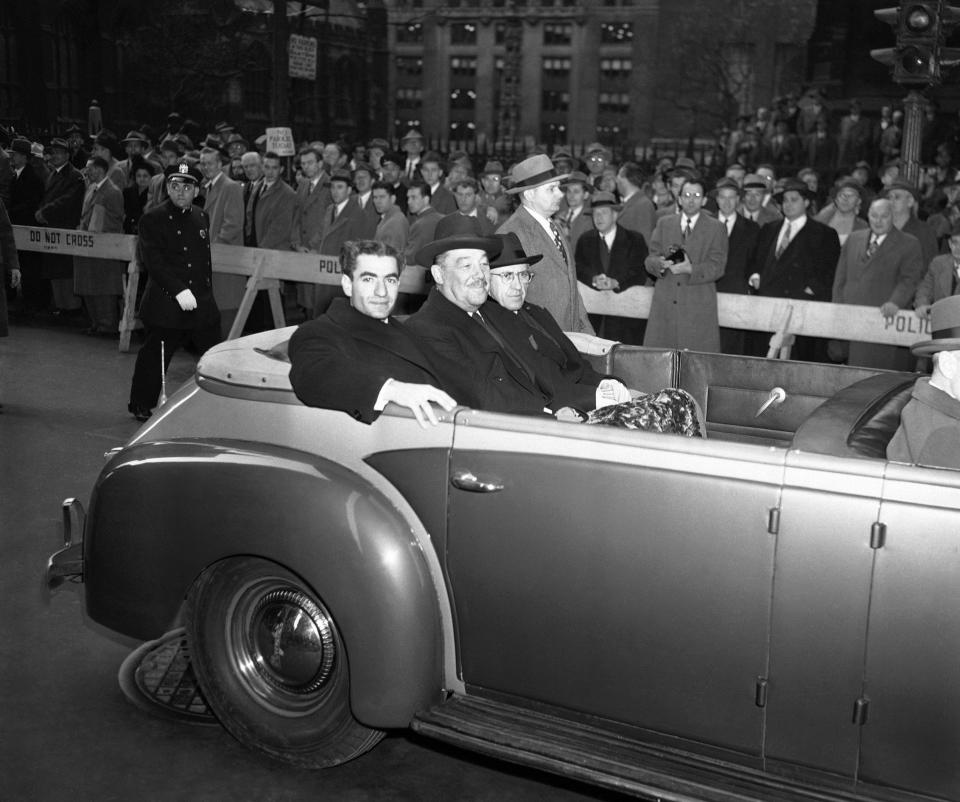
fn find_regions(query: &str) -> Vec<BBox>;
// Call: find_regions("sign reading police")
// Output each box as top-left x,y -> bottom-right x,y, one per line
265,127 -> 296,158
288,34 -> 317,80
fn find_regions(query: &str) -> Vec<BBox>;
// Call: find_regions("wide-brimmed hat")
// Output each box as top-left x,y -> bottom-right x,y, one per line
63,124 -> 83,136
400,128 -> 424,145
9,137 -> 32,157
912,296 -> 960,355
482,160 -> 504,176
505,154 -> 570,195
773,178 -> 816,203
225,133 -> 249,150
711,177 -> 743,197
415,214 -> 502,267
589,191 -> 621,211
381,151 -> 404,167
834,177 -> 867,202
561,170 -> 591,189
352,161 -> 376,176
489,233 -> 543,269
164,162 -> 202,184
121,130 -> 149,145
882,179 -> 921,204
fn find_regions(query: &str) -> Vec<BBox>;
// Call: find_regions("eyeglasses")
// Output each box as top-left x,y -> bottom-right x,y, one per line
490,270 -> 534,284
680,191 -> 703,199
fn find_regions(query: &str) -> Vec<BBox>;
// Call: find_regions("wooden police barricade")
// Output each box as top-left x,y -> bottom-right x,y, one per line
579,284 -> 933,357
14,225 -> 931,358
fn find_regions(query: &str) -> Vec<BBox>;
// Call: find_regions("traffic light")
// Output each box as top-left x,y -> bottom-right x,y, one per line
871,1 -> 960,85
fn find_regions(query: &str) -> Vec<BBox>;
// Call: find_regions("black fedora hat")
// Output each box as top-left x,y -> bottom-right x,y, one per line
773,177 -> 816,203
489,233 -> 543,269
415,214 -> 503,267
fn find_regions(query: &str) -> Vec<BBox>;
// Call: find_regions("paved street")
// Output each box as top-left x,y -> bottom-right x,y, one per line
0,322 -> 615,802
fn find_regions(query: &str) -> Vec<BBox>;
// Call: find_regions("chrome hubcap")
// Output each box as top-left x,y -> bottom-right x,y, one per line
231,582 -> 337,712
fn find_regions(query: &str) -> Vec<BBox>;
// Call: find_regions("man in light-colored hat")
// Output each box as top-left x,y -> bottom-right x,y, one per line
887,295 -> 960,468
740,173 -> 782,225
497,154 -> 593,333
400,129 -> 424,181
479,160 -> 513,226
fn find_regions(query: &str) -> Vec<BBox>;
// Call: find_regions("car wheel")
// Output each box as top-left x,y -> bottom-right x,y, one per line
184,556 -> 385,768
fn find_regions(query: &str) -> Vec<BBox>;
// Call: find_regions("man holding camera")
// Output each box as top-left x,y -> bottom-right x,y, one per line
643,176 -> 727,351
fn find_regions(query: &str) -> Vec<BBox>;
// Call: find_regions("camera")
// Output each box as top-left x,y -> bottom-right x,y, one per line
660,245 -> 686,276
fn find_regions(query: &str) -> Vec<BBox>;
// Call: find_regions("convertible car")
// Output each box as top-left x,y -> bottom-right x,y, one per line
47,327 -> 960,802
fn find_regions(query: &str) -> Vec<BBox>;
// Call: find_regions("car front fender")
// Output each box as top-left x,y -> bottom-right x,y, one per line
84,438 -> 442,727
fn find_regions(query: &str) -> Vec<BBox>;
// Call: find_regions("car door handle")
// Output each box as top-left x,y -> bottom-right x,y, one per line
451,470 -> 504,493
755,387 -> 786,418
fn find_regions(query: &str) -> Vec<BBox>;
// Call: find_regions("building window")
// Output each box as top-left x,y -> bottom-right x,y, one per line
449,121 -> 476,138
600,58 -> 632,81
540,122 -> 568,144
396,56 -> 423,78
543,57 -> 571,78
598,92 -> 630,114
541,90 -> 569,112
450,22 -> 477,45
46,15 -> 82,121
451,56 -> 477,77
450,87 -> 476,110
600,22 -> 633,43
397,87 -> 423,110
397,22 -> 423,44
543,23 -> 571,46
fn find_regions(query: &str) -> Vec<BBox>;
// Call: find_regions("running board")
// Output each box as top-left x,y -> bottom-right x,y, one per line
411,695 -> 923,802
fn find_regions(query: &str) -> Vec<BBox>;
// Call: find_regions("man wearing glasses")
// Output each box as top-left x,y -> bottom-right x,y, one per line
482,233 -> 630,412
644,176 -> 727,352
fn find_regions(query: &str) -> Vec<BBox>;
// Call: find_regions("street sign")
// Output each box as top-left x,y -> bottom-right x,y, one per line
265,127 -> 296,157
288,34 -> 317,80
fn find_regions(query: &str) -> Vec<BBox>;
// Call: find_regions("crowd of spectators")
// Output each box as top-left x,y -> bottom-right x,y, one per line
4,88 -> 960,374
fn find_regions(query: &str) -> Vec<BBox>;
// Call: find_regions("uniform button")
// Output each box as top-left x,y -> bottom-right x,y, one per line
187,263 -> 191,267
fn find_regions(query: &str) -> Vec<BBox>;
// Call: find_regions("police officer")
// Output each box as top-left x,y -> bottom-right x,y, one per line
127,161 -> 221,421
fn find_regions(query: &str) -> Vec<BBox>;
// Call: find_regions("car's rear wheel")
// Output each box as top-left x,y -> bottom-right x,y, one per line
184,556 -> 384,768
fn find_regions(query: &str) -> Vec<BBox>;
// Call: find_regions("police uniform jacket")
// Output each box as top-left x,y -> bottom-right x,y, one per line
137,199 -> 220,330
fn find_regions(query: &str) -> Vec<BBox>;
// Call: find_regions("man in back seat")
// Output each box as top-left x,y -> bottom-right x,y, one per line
887,296 -> 960,468
288,239 -> 474,427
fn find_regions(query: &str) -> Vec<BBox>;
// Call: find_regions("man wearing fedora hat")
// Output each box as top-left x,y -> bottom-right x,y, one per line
497,154 -> 593,334
35,137 -> 85,316
399,129 -> 424,182
887,295 -> 960,468
740,173 -> 782,226
289,239 -> 479,427
405,215 -> 560,415
479,160 -> 514,227
749,177 -> 840,361
574,191 -> 648,344
116,130 -> 150,188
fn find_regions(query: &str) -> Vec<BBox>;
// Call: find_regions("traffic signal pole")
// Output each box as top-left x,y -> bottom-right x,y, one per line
872,2 -> 960,186
901,90 -> 926,185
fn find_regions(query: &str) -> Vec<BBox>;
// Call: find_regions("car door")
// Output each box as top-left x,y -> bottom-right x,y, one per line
764,450 -> 886,778
444,409 -> 786,754
858,461 -> 960,800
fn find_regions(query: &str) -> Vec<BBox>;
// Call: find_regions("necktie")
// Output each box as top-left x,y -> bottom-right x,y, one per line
864,234 -> 878,261
682,219 -> 692,240
600,234 -> 611,272
549,221 -> 568,266
776,223 -> 791,259
472,311 -> 537,385
245,182 -> 262,246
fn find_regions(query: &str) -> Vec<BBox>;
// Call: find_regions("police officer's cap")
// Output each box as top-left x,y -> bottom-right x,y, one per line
164,162 -> 202,185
